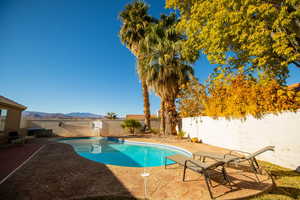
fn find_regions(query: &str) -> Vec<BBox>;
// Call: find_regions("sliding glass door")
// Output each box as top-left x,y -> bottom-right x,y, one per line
0,109 -> 7,131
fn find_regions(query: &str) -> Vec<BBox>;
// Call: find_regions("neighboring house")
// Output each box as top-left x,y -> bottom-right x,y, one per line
288,82 -> 300,92
0,96 -> 27,144
126,114 -> 157,120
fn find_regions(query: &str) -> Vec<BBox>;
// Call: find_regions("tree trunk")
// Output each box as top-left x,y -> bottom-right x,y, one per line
130,44 -> 151,131
142,80 -> 151,130
160,99 -> 166,135
165,97 -> 178,135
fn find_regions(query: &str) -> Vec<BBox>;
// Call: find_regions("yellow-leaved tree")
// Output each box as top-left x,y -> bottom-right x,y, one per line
178,72 -> 300,119
166,0 -> 300,81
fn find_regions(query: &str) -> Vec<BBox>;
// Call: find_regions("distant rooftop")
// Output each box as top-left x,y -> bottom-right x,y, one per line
0,96 -> 27,110
288,83 -> 300,92
126,114 -> 157,120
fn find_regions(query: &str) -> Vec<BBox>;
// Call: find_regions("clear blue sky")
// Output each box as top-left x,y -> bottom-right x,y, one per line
1,0 -> 299,117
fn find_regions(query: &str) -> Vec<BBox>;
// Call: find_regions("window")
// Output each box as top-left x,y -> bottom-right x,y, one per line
0,109 -> 7,131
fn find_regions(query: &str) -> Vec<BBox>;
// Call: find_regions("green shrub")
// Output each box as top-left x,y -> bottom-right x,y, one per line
177,130 -> 186,139
105,112 -> 117,119
121,119 -> 142,135
150,128 -> 159,134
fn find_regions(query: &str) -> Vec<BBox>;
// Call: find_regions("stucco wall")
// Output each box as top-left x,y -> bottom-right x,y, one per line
182,111 -> 300,170
24,118 -> 160,137
101,119 -> 160,136
24,119 -> 100,137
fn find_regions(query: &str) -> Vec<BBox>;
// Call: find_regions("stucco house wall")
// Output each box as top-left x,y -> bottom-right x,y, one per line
0,96 -> 27,144
5,109 -> 22,132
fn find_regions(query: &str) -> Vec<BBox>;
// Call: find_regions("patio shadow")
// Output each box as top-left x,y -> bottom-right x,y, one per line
0,142 -> 136,200
266,186 -> 300,199
270,169 -> 300,178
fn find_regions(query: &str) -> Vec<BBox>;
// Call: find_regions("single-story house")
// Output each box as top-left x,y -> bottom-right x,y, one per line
0,96 -> 27,144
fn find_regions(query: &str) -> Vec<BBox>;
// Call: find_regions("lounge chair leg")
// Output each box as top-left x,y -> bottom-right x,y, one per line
164,157 -> 167,169
183,165 -> 187,181
204,174 -> 214,200
251,158 -> 259,173
222,166 -> 227,181
264,168 -> 276,186
208,175 -> 213,187
222,166 -> 233,188
253,158 -> 261,174
249,159 -> 260,182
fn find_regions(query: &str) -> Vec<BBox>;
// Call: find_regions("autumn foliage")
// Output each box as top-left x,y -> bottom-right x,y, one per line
178,74 -> 300,119
166,0 -> 300,81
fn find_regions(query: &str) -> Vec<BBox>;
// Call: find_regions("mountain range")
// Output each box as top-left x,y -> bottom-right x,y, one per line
23,111 -> 103,119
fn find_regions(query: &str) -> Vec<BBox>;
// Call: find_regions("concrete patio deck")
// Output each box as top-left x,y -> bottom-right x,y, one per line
0,143 -> 43,183
0,137 -> 274,200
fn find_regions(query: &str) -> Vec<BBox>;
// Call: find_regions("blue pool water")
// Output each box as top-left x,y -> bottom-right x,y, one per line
59,137 -> 191,167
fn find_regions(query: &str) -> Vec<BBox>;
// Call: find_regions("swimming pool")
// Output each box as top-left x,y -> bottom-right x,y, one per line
58,137 -> 192,167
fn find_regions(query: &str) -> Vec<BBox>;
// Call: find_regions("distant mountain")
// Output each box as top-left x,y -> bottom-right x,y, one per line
23,111 -> 65,118
23,111 -> 103,119
65,112 -> 103,118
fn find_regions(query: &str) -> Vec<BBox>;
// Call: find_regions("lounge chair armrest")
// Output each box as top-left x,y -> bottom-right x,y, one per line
184,160 -> 206,170
228,150 -> 250,157
184,159 -> 223,170
223,153 -> 242,160
205,161 -> 225,169
263,146 -> 275,152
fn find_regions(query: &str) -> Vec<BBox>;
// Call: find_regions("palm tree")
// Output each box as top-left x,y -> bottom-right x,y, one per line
119,1 -> 155,130
106,112 -> 117,119
139,14 -> 194,135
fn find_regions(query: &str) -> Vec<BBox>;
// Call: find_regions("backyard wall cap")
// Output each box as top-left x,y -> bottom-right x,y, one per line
126,114 -> 158,120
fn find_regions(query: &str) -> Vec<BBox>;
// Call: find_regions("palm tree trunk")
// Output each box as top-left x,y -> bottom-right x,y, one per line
160,99 -> 166,135
142,80 -> 151,130
165,97 -> 178,135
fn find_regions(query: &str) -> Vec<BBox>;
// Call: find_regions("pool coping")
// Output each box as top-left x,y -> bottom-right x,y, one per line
123,140 -> 193,157
57,137 -> 193,168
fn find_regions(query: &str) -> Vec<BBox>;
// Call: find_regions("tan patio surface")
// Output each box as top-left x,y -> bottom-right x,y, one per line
0,137 -> 274,200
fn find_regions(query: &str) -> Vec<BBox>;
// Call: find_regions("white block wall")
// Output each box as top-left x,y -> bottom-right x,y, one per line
182,111 -> 300,170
